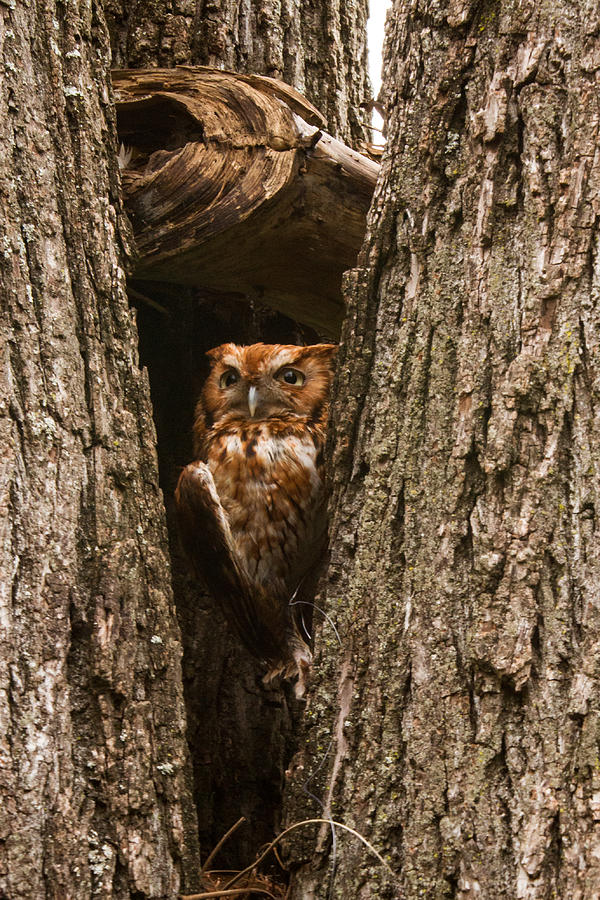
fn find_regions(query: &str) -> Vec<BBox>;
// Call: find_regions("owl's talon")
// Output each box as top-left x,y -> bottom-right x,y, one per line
294,650 -> 312,698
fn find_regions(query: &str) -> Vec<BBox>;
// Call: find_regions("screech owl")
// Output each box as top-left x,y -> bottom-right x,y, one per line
175,341 -> 337,692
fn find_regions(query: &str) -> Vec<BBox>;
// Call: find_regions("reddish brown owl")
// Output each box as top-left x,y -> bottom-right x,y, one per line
175,342 -> 337,691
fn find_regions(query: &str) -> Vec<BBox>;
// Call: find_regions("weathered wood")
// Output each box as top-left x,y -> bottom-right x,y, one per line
114,67 -> 379,337
105,0 -> 371,148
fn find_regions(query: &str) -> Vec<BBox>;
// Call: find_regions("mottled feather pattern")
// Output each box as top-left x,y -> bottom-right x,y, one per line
175,342 -> 336,690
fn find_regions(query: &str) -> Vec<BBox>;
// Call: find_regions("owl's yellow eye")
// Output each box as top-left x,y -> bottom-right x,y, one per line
220,369 -> 240,388
277,367 -> 305,386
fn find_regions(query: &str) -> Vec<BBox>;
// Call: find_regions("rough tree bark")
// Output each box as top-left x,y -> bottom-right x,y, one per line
0,0 -> 199,897
286,1 -> 600,898
104,0 -> 369,146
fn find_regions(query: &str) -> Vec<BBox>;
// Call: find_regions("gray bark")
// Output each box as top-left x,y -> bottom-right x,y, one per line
0,0 -> 199,896
285,1 -> 600,897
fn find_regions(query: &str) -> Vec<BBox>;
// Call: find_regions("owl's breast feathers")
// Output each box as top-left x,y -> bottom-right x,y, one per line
202,415 -> 327,598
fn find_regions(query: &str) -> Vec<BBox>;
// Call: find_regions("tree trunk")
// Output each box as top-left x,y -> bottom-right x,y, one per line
285,1 -> 600,897
0,0 -> 199,897
105,0 -> 370,146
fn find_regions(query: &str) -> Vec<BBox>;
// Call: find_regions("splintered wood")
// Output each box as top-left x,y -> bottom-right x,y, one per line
113,66 -> 379,336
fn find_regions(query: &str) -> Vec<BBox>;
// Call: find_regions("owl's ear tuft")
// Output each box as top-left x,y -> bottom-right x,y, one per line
206,345 -> 225,362
206,343 -> 239,364
318,343 -> 338,359
296,343 -> 337,362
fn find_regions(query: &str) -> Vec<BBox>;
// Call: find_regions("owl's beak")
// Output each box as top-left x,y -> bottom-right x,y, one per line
247,385 -> 258,418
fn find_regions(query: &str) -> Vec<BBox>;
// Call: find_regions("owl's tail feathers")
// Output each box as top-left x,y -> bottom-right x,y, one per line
175,462 -> 306,680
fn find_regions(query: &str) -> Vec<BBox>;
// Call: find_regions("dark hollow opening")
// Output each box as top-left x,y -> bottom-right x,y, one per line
130,279 -> 321,868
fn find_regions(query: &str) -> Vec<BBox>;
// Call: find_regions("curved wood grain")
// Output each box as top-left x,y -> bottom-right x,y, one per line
113,66 -> 379,335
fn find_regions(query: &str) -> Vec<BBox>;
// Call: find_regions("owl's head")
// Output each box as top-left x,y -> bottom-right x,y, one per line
200,342 -> 337,425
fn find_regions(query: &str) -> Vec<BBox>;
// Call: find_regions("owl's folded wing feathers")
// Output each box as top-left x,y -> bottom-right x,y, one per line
175,461 -> 310,682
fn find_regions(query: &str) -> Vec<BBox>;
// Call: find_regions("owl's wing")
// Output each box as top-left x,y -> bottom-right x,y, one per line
286,487 -> 329,595
175,462 -> 301,669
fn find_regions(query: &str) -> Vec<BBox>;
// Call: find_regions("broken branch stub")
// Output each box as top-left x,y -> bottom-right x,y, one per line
113,66 -> 379,336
